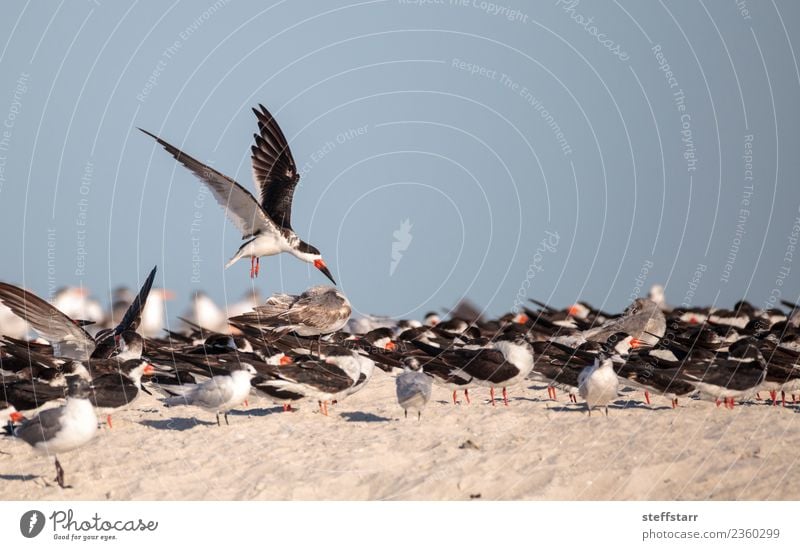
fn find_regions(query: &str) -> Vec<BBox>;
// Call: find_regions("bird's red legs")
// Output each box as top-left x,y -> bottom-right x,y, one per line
107,415 -> 113,429
452,390 -> 458,405
502,387 -> 509,406
250,257 -> 256,278
464,389 -> 470,404
490,387 -> 496,407
644,391 -> 651,405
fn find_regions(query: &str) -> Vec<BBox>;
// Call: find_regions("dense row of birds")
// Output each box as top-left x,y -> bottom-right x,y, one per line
2,105 -> 799,488
2,273 -> 800,487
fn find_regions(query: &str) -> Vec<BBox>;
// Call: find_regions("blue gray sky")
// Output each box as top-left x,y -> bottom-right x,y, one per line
1,0 -> 799,324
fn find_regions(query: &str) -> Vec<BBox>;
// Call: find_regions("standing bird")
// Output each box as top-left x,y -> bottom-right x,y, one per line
578,356 -> 619,417
88,358 -> 155,428
395,357 -> 433,420
412,333 -> 534,406
162,363 -> 257,426
7,377 -> 98,488
140,104 -> 336,283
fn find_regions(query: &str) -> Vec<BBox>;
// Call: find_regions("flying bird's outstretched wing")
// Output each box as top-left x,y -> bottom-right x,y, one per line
139,128 -> 279,240
0,283 -> 95,360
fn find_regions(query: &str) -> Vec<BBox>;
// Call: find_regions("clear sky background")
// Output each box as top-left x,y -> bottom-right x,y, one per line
1,0 -> 799,325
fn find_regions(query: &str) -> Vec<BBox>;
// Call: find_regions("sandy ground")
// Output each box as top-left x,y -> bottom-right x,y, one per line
2,372 -> 799,500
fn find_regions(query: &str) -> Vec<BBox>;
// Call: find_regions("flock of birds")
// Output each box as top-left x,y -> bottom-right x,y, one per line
2,105 -> 799,489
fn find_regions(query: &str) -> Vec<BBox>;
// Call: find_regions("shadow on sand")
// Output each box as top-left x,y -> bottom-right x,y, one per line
139,418 -> 216,431
340,411 -> 393,423
0,473 -> 37,482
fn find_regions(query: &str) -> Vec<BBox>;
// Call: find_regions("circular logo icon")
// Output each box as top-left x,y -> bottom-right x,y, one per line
20,510 -> 45,538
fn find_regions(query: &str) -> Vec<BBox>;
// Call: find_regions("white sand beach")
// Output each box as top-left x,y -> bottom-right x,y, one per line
2,373 -> 799,501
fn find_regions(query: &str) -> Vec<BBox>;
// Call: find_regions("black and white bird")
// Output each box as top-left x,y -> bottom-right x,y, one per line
230,285 -> 351,337
7,376 -> 98,488
251,348 -> 370,416
88,358 -> 154,428
163,363 -> 257,425
682,338 -> 767,408
0,266 -> 157,361
395,357 -> 433,420
140,104 -> 336,283
413,333 -> 534,406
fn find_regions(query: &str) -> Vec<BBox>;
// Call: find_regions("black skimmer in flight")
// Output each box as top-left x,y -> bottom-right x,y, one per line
140,104 -> 336,283
395,357 -> 433,420
7,376 -> 97,488
162,362 -> 257,425
230,285 -> 351,337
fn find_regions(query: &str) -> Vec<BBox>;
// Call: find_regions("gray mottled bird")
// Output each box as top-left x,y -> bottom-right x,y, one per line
583,298 -> 666,348
395,357 -> 433,420
231,285 -> 351,337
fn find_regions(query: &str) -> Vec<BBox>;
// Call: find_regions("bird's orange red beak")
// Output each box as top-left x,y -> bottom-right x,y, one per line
313,258 -> 336,285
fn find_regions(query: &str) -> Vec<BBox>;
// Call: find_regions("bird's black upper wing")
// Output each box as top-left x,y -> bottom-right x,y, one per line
250,104 -> 299,231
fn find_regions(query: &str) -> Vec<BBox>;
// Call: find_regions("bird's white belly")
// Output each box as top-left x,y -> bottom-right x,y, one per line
35,402 -> 97,455
246,233 -> 290,257
580,369 -> 619,408
226,377 -> 253,411
399,392 -> 428,412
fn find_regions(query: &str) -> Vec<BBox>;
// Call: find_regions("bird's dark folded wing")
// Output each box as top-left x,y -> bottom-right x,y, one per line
15,405 -> 64,444
250,104 -> 299,230
446,348 -> 520,383
271,361 -> 354,393
0,283 -> 95,360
